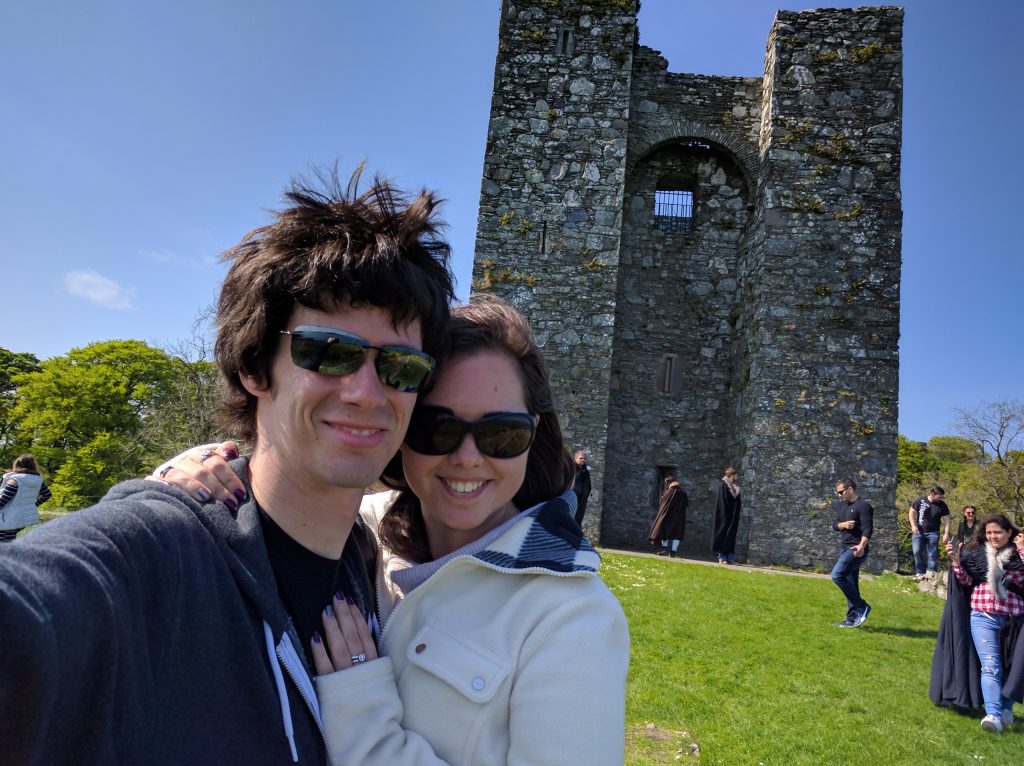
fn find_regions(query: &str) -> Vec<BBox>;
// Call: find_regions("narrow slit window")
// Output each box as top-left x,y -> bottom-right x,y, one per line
538,221 -> 547,253
556,28 -> 575,55
654,190 -> 694,233
656,353 -> 681,395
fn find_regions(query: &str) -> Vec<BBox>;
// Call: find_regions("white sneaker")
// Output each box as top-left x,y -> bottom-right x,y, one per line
981,714 -> 1003,733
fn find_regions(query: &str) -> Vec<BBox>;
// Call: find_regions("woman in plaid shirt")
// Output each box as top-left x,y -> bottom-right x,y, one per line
948,514 -> 1024,733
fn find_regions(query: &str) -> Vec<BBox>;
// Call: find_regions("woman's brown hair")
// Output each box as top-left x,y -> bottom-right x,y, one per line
968,513 -> 1021,550
378,295 -> 575,561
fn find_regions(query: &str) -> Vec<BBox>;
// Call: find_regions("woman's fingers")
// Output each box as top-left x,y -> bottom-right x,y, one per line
344,597 -> 379,662
317,593 -> 378,675
152,442 -> 247,508
311,630 -> 335,675
321,601 -> 357,670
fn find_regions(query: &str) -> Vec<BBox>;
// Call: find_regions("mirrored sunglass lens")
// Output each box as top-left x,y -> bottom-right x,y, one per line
316,340 -> 367,376
476,418 -> 534,458
290,336 -> 330,372
378,350 -> 433,392
431,417 -> 467,454
405,412 -> 456,454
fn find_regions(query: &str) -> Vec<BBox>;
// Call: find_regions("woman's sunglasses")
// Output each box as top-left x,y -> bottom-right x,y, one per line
280,325 -> 434,393
404,405 -> 537,458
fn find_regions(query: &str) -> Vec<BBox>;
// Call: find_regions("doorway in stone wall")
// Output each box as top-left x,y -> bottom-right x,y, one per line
654,466 -> 676,511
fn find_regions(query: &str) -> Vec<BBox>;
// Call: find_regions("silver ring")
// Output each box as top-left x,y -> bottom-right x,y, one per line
158,465 -> 174,478
350,653 -> 367,664
198,449 -> 216,463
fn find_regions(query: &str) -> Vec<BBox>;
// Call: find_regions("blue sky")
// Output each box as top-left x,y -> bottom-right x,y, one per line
1,0 -> 1020,442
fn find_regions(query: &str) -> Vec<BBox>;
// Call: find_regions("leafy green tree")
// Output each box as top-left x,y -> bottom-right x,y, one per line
0,347 -> 41,465
46,432 -> 140,509
953,400 -> 1024,525
11,340 -> 197,508
927,435 -> 984,475
896,435 -> 930,486
137,356 -> 223,458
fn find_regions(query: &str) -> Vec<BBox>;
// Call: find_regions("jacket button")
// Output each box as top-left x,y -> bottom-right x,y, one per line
472,677 -> 485,691
415,643 -> 426,654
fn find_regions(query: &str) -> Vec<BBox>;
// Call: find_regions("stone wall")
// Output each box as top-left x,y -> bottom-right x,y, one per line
739,8 -> 903,572
473,0 -> 640,540
473,2 -> 903,572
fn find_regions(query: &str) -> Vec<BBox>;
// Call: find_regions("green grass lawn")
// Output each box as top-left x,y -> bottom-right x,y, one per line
600,551 -> 1019,766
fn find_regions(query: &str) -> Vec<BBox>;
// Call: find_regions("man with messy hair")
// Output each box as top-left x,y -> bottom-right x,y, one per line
0,166 -> 455,764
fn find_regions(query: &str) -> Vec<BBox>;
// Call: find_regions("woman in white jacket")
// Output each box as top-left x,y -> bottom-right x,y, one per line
159,296 -> 629,765
0,455 -> 52,542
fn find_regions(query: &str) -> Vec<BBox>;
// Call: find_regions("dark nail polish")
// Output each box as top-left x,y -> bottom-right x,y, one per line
197,488 -> 211,502
335,591 -> 344,601
345,596 -> 354,606
224,497 -> 238,511
313,630 -> 321,644
234,488 -> 248,502
325,604 -> 334,618
224,447 -> 239,460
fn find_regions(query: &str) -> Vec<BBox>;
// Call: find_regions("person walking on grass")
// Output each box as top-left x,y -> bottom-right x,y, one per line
712,467 -> 741,564
649,477 -> 688,557
947,514 -> 1024,734
831,477 -> 873,628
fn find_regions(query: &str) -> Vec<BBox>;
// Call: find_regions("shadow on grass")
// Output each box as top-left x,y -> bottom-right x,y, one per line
860,625 -> 937,640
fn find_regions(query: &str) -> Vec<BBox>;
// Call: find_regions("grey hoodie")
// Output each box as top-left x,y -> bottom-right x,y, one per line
0,458 -> 373,765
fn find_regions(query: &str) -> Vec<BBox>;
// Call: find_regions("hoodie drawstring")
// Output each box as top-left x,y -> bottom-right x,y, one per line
263,622 -> 299,762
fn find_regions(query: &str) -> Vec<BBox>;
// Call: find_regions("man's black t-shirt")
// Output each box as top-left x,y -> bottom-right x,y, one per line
835,497 -> 874,547
912,496 -> 949,534
258,508 -> 377,650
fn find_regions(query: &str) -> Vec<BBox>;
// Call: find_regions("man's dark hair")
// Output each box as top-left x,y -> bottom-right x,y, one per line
379,295 -> 575,562
929,486 -> 945,496
838,477 -> 857,491
215,164 -> 455,442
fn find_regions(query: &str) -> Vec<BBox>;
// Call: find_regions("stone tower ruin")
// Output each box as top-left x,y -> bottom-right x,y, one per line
472,0 -> 903,572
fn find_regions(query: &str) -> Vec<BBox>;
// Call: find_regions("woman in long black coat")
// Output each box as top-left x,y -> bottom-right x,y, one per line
712,467 -> 741,564
649,479 -> 688,557
930,504 -> 984,710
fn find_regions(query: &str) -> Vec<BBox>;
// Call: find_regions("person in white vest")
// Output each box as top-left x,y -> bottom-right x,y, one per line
0,454 -> 51,542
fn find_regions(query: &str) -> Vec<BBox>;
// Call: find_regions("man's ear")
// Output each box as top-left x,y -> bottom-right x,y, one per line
239,369 -> 269,396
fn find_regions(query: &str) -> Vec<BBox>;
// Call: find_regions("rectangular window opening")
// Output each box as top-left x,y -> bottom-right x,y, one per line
557,28 -> 574,55
538,221 -> 547,253
657,353 -> 680,395
654,189 -> 695,233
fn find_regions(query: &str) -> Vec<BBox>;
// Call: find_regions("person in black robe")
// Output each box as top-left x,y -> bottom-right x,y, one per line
712,467 -> 741,564
929,564 -> 983,710
649,478 -> 688,557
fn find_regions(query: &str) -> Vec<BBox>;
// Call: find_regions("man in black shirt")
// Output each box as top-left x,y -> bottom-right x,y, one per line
909,486 -> 950,579
831,477 -> 874,628
0,168 -> 455,763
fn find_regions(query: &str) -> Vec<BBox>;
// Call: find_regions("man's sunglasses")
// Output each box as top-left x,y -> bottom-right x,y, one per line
280,325 -> 434,393
404,405 -> 537,458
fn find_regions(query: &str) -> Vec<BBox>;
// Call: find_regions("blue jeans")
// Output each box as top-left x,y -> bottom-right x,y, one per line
912,531 -> 939,574
832,545 -> 869,621
969,611 -> 1015,718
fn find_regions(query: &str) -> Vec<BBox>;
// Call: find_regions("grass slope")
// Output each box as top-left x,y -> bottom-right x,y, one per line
601,552 -> 1020,766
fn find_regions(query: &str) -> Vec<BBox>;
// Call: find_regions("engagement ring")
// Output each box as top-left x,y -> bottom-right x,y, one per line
350,653 -> 367,664
198,449 -> 216,463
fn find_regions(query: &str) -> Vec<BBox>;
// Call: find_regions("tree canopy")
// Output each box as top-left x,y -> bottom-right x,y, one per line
2,340 -> 221,509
